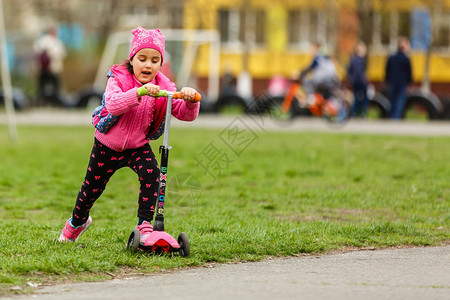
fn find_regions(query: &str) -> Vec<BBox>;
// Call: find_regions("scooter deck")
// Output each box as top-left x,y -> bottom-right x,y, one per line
140,231 -> 180,253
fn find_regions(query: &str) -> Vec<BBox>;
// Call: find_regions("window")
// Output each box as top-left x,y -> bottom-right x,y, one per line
170,6 -> 184,29
372,10 -> 411,51
398,11 -> 410,39
288,10 -> 301,44
433,13 -> 450,50
218,9 -> 241,47
379,11 -> 392,46
254,10 -> 266,45
316,11 -> 328,45
219,10 -> 230,42
218,9 -> 266,49
288,10 -> 328,50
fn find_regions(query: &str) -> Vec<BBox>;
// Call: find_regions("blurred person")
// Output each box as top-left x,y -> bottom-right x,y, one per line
57,27 -> 200,244
33,27 -> 66,106
267,74 -> 290,97
221,64 -> 236,96
347,41 -> 369,117
299,42 -> 339,104
385,36 -> 412,119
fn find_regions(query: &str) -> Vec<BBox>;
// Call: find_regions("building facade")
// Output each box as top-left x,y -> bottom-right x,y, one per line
183,0 -> 450,95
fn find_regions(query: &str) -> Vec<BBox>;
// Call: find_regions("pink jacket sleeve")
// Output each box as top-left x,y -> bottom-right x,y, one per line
104,77 -> 141,116
171,98 -> 200,121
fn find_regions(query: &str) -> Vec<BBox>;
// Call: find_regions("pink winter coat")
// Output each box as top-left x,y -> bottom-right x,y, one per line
95,65 -> 199,152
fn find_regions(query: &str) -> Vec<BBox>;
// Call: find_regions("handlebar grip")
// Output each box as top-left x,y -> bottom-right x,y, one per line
173,92 -> 201,102
192,93 -> 202,102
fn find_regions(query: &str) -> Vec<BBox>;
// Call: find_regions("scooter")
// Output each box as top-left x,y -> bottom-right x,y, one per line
126,89 -> 201,257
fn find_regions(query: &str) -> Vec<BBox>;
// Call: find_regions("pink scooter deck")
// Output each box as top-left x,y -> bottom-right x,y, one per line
144,231 -> 180,253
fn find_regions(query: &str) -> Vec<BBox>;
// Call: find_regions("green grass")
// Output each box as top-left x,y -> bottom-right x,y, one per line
0,125 -> 449,295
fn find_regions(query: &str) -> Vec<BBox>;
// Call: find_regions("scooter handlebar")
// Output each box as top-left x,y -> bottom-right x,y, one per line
172,91 -> 201,102
138,87 -> 201,102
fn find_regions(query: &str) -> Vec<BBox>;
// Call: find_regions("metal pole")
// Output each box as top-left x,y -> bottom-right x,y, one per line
0,0 -> 17,142
162,92 -> 174,148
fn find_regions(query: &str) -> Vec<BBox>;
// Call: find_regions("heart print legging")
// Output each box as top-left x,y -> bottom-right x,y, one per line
71,138 -> 159,227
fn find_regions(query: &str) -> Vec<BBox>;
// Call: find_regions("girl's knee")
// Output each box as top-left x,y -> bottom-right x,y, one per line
139,170 -> 159,184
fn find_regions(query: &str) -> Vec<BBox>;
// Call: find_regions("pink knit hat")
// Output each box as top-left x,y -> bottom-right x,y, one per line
129,27 -> 165,62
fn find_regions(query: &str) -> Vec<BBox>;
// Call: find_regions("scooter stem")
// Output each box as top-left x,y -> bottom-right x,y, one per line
153,92 -> 174,232
162,92 -> 174,149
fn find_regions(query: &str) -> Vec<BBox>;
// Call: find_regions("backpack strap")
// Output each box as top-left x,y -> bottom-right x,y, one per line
91,70 -> 121,133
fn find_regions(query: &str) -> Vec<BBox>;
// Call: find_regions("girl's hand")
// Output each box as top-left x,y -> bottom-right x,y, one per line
180,87 -> 198,103
138,83 -> 160,97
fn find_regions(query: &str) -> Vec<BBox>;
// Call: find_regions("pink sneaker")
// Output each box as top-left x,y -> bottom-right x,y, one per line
58,216 -> 92,242
137,221 -> 153,245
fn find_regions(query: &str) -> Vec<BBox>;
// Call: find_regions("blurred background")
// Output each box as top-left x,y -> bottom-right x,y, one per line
1,0 -> 450,120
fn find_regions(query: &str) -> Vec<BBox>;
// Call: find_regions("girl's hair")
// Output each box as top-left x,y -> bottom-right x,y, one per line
122,60 -> 133,74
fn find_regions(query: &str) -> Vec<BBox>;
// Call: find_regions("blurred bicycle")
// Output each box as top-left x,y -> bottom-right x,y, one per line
265,79 -> 352,126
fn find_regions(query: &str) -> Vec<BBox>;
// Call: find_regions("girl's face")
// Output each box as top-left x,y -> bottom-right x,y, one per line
131,48 -> 162,84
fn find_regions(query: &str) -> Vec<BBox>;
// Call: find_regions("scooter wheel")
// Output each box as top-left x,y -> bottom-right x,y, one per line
177,232 -> 190,257
127,229 -> 140,252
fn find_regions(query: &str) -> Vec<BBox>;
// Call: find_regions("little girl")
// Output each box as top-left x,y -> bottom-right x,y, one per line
58,27 -> 200,244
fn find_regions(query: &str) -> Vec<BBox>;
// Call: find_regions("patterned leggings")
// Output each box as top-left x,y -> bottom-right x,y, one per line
71,138 -> 159,227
